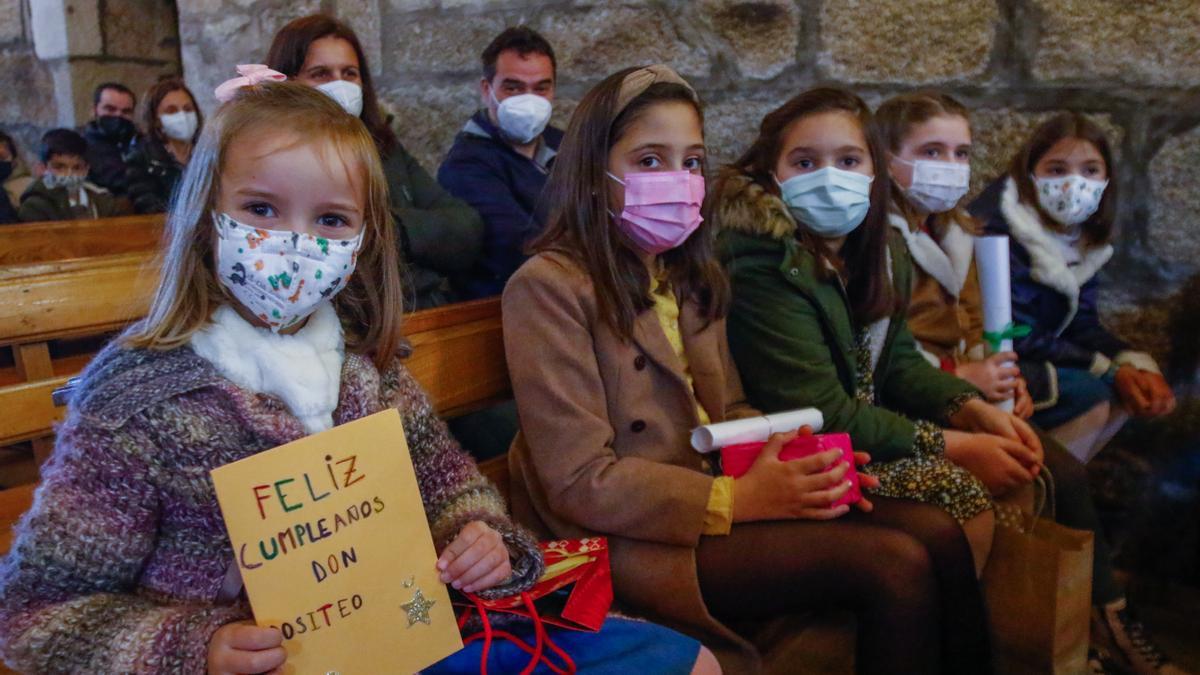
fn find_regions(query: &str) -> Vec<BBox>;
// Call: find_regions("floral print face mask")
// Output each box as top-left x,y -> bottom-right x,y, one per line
1033,174 -> 1107,227
213,212 -> 363,332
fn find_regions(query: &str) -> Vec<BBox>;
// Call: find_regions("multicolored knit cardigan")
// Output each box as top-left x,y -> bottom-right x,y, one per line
0,340 -> 542,674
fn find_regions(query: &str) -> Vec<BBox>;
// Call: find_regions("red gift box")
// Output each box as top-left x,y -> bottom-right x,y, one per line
720,433 -> 862,507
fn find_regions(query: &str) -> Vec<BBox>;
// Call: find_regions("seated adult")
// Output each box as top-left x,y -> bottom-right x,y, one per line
18,129 -> 129,222
0,132 -> 18,223
438,26 -> 562,299
125,78 -> 202,213
81,82 -> 140,196
1,130 -> 34,206
267,14 -> 484,310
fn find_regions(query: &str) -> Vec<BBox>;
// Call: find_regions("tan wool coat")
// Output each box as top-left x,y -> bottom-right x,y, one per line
502,250 -> 765,672
889,209 -> 986,367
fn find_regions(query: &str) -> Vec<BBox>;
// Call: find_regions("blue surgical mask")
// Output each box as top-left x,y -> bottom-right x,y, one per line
776,167 -> 873,238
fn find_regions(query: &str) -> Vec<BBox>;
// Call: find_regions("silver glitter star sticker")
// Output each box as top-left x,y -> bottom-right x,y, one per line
401,588 -> 435,627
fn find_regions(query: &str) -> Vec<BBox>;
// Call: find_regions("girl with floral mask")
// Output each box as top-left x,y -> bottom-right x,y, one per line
968,114 -> 1175,477
0,81 -> 546,675
715,88 -> 1055,586
885,96 -> 1182,675
504,67 -> 983,674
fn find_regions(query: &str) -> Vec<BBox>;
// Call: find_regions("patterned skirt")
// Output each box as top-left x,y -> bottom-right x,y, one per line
867,452 -> 993,523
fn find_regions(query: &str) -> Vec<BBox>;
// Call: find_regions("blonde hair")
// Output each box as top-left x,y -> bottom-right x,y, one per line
124,81 -> 404,368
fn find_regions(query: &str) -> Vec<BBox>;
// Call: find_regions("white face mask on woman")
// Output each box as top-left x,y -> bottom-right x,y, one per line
1033,174 -> 1107,226
159,111 -> 199,141
892,157 -> 970,213
316,80 -> 364,117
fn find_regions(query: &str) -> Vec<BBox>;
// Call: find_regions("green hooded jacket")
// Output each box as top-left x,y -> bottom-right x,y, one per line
715,173 -> 977,462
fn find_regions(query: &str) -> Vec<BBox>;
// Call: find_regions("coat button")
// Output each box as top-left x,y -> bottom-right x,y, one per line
789,268 -> 800,276
634,355 -> 647,370
630,420 -> 647,433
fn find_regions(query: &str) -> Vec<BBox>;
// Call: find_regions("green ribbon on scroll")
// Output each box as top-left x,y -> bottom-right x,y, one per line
983,322 -> 1032,354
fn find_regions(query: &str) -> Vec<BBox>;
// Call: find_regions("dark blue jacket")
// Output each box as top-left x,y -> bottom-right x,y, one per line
437,109 -> 562,299
969,177 -> 1127,400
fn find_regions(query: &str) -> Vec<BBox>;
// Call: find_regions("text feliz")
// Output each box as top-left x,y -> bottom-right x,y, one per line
235,452 -> 384,577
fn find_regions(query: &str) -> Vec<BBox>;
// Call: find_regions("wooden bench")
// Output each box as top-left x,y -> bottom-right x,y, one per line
0,252 -> 160,462
0,214 -> 164,266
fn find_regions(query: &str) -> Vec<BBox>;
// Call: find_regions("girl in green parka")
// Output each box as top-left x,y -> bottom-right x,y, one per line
713,88 -> 1046,574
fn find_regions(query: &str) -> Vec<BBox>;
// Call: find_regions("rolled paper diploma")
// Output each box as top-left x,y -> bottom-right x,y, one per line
690,408 -> 825,453
974,235 -> 1016,413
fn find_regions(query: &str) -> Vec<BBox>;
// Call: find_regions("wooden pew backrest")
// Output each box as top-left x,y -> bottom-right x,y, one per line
0,215 -> 165,266
0,252 -> 159,348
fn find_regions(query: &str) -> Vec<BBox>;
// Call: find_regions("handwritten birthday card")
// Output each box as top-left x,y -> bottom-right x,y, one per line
211,409 -> 463,674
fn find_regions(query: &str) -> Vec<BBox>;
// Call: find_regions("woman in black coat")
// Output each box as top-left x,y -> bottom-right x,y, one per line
125,78 -> 202,214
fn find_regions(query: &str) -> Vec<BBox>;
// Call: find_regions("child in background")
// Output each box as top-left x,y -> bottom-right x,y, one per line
18,128 -> 129,222
504,65 -> 990,674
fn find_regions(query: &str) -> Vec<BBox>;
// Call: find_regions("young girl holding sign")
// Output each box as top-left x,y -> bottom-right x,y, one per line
503,64 -> 991,674
0,80 -> 708,675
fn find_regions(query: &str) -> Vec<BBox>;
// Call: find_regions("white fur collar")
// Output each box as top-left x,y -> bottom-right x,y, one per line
888,211 -> 974,297
190,302 -> 345,435
1000,177 -> 1113,334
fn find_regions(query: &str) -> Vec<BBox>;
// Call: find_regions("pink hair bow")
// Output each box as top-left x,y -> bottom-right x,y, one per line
214,64 -> 288,103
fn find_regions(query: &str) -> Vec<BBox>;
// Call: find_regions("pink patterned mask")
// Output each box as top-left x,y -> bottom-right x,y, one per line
608,171 -> 705,255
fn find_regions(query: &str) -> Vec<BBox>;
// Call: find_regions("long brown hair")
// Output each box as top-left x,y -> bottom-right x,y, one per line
141,77 -> 203,145
529,67 -> 729,341
124,82 -> 404,368
875,90 -> 979,235
716,87 -> 895,325
1008,112 -> 1116,245
265,14 -> 399,156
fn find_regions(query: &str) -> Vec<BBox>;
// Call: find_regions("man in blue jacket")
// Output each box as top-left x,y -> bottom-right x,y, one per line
438,26 -> 562,299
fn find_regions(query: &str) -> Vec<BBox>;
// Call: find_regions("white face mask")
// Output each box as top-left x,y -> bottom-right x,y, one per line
159,110 -> 198,142
43,173 -> 85,191
316,80 -> 364,117
491,90 -> 552,145
214,212 -> 363,332
1033,174 -> 1108,227
893,157 -> 970,213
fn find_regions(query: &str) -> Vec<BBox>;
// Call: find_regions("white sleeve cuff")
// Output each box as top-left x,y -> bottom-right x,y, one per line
1089,352 -> 1113,377
916,343 -> 943,369
1114,350 -> 1161,375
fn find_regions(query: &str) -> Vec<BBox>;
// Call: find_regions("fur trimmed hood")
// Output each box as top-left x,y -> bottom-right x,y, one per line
713,172 -> 798,241
888,210 -> 975,298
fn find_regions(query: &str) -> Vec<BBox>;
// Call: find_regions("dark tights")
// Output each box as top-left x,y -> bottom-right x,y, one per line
1041,438 -> 1121,604
697,496 -> 991,675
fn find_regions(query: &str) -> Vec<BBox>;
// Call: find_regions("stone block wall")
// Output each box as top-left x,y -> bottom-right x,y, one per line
0,0 -> 181,166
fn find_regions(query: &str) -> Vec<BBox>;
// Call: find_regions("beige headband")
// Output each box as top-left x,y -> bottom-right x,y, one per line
614,64 -> 698,116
